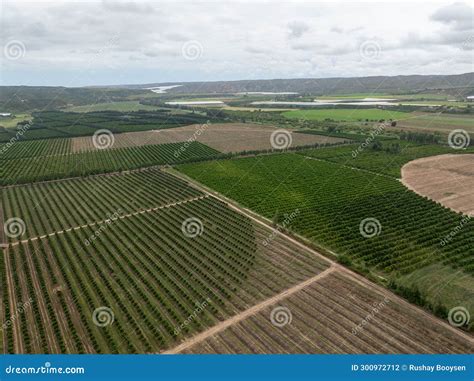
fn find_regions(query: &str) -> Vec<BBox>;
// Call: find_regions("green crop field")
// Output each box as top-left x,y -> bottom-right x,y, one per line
0,141 -> 219,185
298,143 -> 473,178
282,108 -> 408,122
178,152 -> 474,326
0,113 -> 32,129
0,110 -> 216,143
1,168 -> 203,240
0,138 -> 72,160
1,192 -> 329,353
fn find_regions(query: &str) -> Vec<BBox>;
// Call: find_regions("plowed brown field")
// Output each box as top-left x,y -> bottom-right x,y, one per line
402,154 -> 474,216
71,123 -> 347,153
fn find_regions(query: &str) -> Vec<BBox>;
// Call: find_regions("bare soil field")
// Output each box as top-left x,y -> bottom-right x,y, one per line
178,268 -> 474,354
71,123 -> 347,153
402,154 -> 474,216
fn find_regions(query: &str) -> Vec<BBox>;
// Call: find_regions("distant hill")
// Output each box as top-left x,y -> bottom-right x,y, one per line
119,72 -> 474,96
1,73 -> 473,113
0,86 -> 149,112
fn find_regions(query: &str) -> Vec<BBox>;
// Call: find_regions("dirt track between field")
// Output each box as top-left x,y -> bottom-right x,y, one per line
6,195 -> 209,246
164,266 -> 337,354
401,154 -> 474,216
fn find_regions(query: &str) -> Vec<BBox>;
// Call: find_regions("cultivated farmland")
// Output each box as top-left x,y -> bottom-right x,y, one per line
402,154 -> 474,216
0,141 -> 219,185
299,143 -> 473,178
177,151 -> 474,326
1,168 -> 203,241
180,268 -> 474,354
282,108 -> 408,122
0,138 -> 72,160
71,123 -> 348,153
1,192 -> 331,353
396,113 -> 474,133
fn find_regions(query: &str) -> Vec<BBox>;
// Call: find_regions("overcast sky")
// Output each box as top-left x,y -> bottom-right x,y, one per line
1,0 -> 473,86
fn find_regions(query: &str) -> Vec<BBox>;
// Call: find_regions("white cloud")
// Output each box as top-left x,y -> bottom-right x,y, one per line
1,0 -> 472,86
288,21 -> 310,39
431,2 -> 473,30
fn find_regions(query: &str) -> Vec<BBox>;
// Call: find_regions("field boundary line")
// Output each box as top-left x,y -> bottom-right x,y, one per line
164,266 -> 337,354
0,202 -> 6,249
6,195 -> 209,247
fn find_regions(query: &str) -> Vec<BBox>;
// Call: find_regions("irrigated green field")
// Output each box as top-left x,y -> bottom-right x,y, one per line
282,108 -> 408,122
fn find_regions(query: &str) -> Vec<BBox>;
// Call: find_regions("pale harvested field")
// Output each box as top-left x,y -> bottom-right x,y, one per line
71,123 -> 347,153
179,268 -> 474,354
402,154 -> 474,216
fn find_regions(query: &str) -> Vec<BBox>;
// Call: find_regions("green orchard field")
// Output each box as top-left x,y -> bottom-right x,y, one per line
177,151 -> 474,328
298,143 -> 473,178
2,191 -> 329,353
1,168 -> 203,240
0,141 -> 219,185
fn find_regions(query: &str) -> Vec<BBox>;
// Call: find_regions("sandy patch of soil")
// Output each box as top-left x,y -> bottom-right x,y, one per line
401,154 -> 474,216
